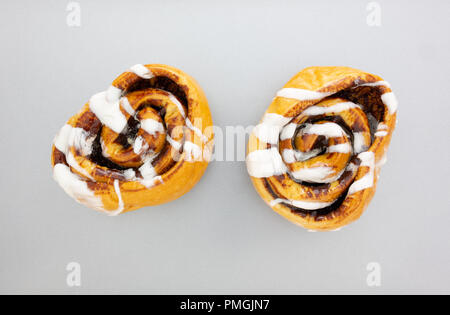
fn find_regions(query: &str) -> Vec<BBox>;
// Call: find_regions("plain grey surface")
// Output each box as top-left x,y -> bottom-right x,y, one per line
1,0 -> 449,294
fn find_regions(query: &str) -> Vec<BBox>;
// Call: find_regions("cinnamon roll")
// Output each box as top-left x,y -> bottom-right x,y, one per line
51,64 -> 213,215
246,67 -> 397,231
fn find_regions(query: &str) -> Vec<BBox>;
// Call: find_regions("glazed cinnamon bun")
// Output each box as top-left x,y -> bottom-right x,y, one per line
51,64 -> 213,215
247,67 -> 397,231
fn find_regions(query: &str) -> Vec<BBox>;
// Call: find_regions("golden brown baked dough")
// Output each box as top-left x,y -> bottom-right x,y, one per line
51,64 -> 213,215
246,66 -> 397,231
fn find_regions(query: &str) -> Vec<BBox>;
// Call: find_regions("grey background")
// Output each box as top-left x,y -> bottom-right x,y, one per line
1,0 -> 449,295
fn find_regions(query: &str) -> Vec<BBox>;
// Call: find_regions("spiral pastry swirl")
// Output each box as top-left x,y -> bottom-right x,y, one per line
51,64 -> 213,215
246,67 -> 397,231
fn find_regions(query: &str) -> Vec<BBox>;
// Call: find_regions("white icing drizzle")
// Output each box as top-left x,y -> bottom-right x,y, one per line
70,129 -> 94,156
133,137 -> 143,154
54,125 -> 94,156
129,64 -> 154,79
282,148 -> 321,163
328,143 -> 352,153
139,159 -> 156,178
252,113 -> 292,144
282,149 -> 296,164
291,166 -> 338,183
110,180 -> 125,216
66,151 -> 94,181
381,92 -> 398,114
303,123 -> 345,138
106,86 -> 122,102
276,88 -> 333,101
347,162 -> 358,173
53,164 -> 104,211
133,136 -> 148,154
53,126 -> 107,211
252,123 -> 281,145
54,124 -> 73,153
90,90 -> 127,134
141,119 -> 165,136
120,97 -> 135,115
140,175 -> 162,188
261,113 -> 293,126
353,132 -> 367,154
374,123 -> 389,137
302,102 -> 359,116
246,148 -> 287,178
374,131 -> 388,137
348,151 -> 375,195
123,169 -> 136,180
270,198 -> 334,211
280,123 -> 297,141
377,123 -> 388,130
137,159 -> 162,188
166,135 -> 182,151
